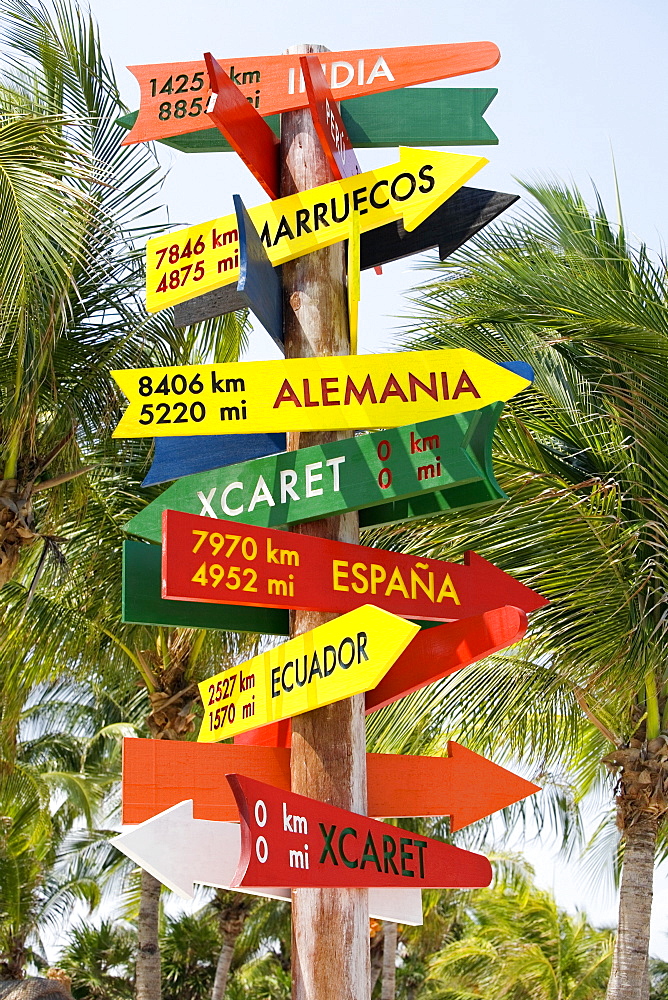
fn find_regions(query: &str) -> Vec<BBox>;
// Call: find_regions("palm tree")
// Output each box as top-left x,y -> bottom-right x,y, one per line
420,881 -> 614,1000
377,179 -> 668,1000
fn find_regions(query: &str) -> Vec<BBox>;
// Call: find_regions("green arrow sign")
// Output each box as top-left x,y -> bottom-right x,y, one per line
124,404 -> 505,544
116,88 -> 498,154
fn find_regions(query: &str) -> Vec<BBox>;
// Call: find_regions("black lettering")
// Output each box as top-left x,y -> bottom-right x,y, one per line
413,838 -> 427,878
319,823 -> 338,865
308,652 -> 323,682
369,179 -> 389,209
391,172 -> 417,202
211,371 -> 225,393
352,187 -> 368,215
260,221 -> 271,247
338,636 -> 355,669
272,215 -> 294,245
281,661 -> 293,693
219,406 -> 241,420
418,164 -> 435,193
313,202 -> 329,229
228,65 -> 242,85
295,655 -> 307,687
295,208 -> 312,237
271,666 -> 280,698
356,632 -> 368,662
242,70 -> 260,84
331,192 -> 350,224
323,645 -> 337,677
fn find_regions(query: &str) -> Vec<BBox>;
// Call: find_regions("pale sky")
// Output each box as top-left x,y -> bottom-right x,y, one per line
86,0 -> 668,956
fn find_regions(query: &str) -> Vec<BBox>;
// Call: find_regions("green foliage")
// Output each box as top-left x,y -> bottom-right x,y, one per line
57,919 -> 135,1000
161,910 -> 220,1000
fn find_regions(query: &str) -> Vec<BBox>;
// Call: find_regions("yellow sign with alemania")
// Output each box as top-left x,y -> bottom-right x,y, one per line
111,348 -> 532,438
145,147 -> 487,312
197,605 -> 419,743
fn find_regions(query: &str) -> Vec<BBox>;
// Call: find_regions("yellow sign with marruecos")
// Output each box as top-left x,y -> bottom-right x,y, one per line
144,147 -> 487,312
111,349 -> 533,438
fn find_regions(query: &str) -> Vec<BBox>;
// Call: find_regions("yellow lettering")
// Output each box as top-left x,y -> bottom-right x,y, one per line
385,566 -> 409,599
411,563 -> 435,603
436,573 -> 461,605
333,560 -> 350,591
370,564 -> 386,595
351,562 -> 369,594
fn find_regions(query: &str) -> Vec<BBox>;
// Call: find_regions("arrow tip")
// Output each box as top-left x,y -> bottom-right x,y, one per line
112,800 -> 198,900
447,742 -> 541,831
399,147 -> 489,232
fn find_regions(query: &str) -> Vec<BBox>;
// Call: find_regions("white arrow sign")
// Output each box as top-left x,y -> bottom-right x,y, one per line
112,799 -> 423,925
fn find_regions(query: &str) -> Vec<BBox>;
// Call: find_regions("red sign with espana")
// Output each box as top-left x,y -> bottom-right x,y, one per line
227,773 -> 493,889
161,510 -> 547,622
122,42 -> 500,146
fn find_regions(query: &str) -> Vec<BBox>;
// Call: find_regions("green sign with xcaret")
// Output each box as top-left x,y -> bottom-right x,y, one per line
124,404 -> 505,543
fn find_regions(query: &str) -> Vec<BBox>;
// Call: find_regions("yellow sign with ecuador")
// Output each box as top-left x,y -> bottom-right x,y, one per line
111,348 -> 532,437
197,605 -> 419,743
145,147 -> 487,312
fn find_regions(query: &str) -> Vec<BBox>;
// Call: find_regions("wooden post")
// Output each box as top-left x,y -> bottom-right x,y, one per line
281,43 -> 370,1000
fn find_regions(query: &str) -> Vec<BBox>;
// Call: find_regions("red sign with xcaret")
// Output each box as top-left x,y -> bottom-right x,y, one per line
161,510 -> 547,622
227,773 -> 493,889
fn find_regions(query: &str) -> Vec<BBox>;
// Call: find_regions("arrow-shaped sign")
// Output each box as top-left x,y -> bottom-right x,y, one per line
228,773 -> 493,889
122,43 -> 500,147
235,605 -> 530,750
161,510 -> 548,622
172,183 -> 516,346
112,800 -> 423,923
203,54 -> 280,199
300,53 -> 362,181
117,88 -> 500,154
197,606 -> 418,743
144,147 -> 487,313
121,739 -> 540,829
142,433 -> 286,487
125,406 -> 506,543
112,348 -> 530,439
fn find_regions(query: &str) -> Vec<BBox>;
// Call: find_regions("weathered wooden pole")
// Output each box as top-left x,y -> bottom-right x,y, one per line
281,43 -> 370,1000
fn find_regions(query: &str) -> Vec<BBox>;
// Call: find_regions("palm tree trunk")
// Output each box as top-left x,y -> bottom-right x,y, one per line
606,813 -> 658,1000
136,869 -> 161,1000
381,922 -> 397,1000
210,938 -> 235,1000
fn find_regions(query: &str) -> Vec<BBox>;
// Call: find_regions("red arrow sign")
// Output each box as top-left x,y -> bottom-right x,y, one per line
121,738 -> 539,830
162,510 -> 547,623
203,53 -> 279,199
300,53 -> 362,181
235,604 -> 529,748
227,773 -> 493,888
122,43 -> 500,146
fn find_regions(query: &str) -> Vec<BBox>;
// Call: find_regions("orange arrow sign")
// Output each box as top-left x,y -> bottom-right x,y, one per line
122,738 -> 539,831
122,43 -> 500,146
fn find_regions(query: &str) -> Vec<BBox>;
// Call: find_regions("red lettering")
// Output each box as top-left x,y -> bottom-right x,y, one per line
344,375 -> 377,405
408,372 -> 438,402
441,372 -> 449,399
273,379 -> 302,408
452,370 -> 481,400
321,377 -> 340,406
303,378 -> 319,407
379,375 -> 408,404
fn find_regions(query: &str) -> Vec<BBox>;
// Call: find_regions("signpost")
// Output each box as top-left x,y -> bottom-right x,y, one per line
121,738 -> 540,828
125,405 -> 506,542
300,53 -> 362,180
173,184 -> 517,337
196,605 -> 418,742
112,800 -> 424,923
112,349 -> 532,438
122,43 -> 500,146
141,433 -> 286,487
161,510 -> 548,621
142,147 -> 487,312
228,773 -> 493,889
117,88 -> 500,153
